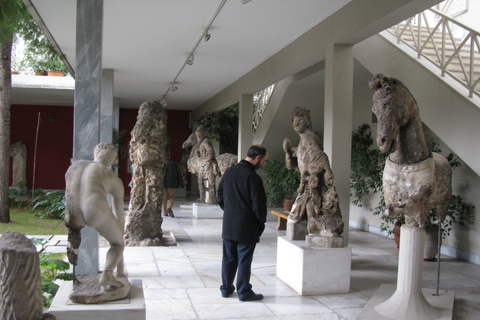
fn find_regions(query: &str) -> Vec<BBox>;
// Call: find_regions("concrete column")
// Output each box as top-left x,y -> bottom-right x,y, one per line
100,68 -> 114,143
73,0 -> 103,276
238,94 -> 253,158
324,44 -> 353,245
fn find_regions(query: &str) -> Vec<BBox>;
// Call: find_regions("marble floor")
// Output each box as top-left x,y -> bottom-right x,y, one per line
45,198 -> 480,319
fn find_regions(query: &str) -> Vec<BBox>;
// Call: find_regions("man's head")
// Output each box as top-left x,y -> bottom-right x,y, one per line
93,142 -> 118,166
246,145 -> 268,169
195,126 -> 206,141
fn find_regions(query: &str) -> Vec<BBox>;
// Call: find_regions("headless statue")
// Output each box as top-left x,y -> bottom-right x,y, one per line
65,142 -> 126,292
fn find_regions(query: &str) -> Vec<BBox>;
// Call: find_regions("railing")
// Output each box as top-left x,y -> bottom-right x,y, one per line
252,84 -> 275,133
388,8 -> 480,98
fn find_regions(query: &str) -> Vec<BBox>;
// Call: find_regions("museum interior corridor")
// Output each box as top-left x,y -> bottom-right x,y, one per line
39,196 -> 480,319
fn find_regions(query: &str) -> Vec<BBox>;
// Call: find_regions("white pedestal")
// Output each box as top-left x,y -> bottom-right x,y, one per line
192,203 -> 223,219
357,226 -> 454,320
48,279 -> 145,320
276,236 -> 351,295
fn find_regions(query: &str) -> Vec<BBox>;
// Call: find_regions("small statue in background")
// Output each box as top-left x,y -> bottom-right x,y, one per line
10,141 -> 27,187
283,106 -> 344,246
194,127 -> 220,204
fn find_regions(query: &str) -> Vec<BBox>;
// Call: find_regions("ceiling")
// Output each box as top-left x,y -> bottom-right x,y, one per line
18,0 -> 441,113
24,0 -> 350,110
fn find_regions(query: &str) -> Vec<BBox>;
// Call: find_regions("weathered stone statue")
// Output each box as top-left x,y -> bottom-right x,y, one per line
125,100 -> 168,246
10,140 -> 27,187
0,232 -> 54,320
283,106 -> 344,247
194,127 -> 220,204
216,153 -> 238,176
65,142 -> 129,303
369,74 -> 452,227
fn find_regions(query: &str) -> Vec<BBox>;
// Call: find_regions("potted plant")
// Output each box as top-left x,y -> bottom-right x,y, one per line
262,159 -> 301,210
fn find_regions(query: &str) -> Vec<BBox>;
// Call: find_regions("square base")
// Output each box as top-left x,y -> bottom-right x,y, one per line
48,279 -> 145,320
193,203 -> 223,219
276,236 -> 351,295
356,284 -> 454,320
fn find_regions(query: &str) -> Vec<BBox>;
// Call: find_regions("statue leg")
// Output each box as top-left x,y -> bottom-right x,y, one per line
197,176 -> 205,203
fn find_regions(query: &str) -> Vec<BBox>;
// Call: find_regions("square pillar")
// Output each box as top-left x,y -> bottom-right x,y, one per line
73,0 -> 104,276
238,94 -> 253,158
324,44 -> 353,245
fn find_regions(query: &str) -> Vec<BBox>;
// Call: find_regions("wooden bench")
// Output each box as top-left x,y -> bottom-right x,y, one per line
271,210 -> 289,230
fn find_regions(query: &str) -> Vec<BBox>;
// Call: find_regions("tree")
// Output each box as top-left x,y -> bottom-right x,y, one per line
0,0 -> 30,223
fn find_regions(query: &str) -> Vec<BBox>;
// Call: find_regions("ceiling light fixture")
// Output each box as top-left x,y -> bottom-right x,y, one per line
241,0 -> 252,4
170,83 -> 178,92
204,29 -> 211,42
161,0 -> 227,102
187,54 -> 194,65
160,99 -> 167,107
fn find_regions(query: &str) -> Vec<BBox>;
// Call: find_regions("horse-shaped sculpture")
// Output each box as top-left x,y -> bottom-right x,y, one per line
369,74 -> 452,228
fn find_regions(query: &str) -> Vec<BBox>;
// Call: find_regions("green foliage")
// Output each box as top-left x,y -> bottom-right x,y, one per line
30,189 -> 66,220
262,159 -> 301,206
31,238 -> 73,307
0,0 -> 30,43
8,181 -> 28,207
350,124 -> 387,206
195,103 -> 238,154
350,124 -> 475,238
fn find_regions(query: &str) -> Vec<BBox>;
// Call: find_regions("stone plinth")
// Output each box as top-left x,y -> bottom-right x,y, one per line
193,203 -> 223,219
371,226 -> 447,320
276,236 -> 351,295
48,279 -> 145,320
356,284 -> 454,320
306,234 -> 344,247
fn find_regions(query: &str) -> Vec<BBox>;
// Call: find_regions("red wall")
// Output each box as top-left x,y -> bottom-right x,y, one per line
10,105 -> 192,192
10,105 -> 74,190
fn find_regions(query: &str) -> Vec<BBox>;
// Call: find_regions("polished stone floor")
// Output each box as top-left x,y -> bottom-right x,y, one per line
44,197 -> 480,319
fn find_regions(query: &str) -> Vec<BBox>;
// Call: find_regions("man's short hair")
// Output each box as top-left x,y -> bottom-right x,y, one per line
247,145 -> 267,159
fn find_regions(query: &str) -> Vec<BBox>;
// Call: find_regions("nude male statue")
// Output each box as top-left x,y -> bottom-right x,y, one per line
65,142 -> 126,291
195,127 -> 220,204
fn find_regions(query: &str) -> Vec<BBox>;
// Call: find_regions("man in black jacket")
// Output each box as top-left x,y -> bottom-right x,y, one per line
218,145 -> 268,301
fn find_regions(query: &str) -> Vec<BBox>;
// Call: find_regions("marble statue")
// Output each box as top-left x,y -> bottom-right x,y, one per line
183,127 -> 221,204
369,74 -> 452,227
10,141 -> 27,187
65,142 -> 130,302
283,106 -> 344,247
0,232 -> 49,319
125,100 -> 168,246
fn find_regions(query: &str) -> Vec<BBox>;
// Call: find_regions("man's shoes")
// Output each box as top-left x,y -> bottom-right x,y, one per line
221,293 -> 231,298
167,208 -> 175,218
240,293 -> 263,302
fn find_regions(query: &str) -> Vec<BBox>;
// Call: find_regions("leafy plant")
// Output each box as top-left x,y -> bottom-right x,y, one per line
262,159 -> 301,206
14,8 -> 69,75
31,238 -> 73,308
30,189 -> 66,220
8,181 -> 28,207
195,103 -> 238,154
350,124 -> 475,238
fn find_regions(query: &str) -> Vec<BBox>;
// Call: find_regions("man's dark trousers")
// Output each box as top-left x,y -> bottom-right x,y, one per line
221,239 -> 257,300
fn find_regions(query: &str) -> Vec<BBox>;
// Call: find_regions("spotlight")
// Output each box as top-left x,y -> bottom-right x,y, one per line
204,30 -> 211,42
241,0 -> 252,4
170,83 -> 178,92
187,54 -> 194,65
160,99 -> 167,107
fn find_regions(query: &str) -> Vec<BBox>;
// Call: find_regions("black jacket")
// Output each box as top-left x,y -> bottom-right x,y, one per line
218,160 -> 267,244
163,160 -> 184,189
